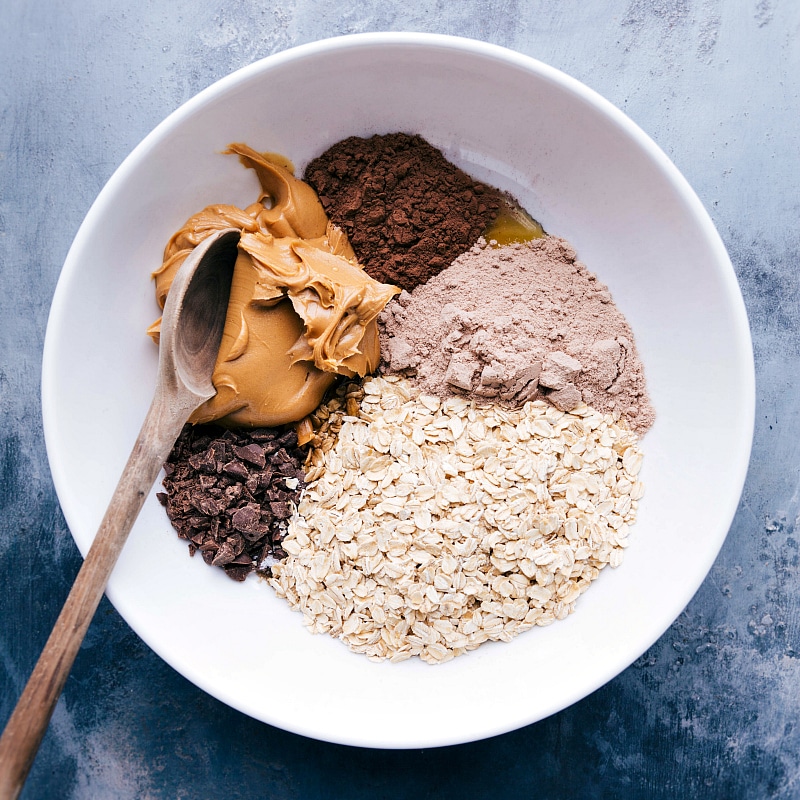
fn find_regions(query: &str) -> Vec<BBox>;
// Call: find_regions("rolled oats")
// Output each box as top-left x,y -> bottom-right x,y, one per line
270,377 -> 644,665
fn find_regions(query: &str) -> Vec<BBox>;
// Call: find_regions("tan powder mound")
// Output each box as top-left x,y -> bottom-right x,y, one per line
378,237 -> 654,435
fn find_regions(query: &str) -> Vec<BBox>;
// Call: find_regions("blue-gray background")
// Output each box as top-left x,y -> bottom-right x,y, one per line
2,2 -> 798,798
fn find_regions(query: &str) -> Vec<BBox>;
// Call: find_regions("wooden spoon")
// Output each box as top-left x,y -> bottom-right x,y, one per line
0,228 -> 240,799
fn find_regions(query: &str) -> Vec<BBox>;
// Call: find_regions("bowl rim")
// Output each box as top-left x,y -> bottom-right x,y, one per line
41,31 -> 755,747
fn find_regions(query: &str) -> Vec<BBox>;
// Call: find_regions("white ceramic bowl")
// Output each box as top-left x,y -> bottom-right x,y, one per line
42,33 -> 754,747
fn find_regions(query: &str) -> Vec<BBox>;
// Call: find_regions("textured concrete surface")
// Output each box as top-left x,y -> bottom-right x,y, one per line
1,1 -> 799,797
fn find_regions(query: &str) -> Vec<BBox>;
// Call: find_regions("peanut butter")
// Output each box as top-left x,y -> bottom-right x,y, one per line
149,143 -> 399,426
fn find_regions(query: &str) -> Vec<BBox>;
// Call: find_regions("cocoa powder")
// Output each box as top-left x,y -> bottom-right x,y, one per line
379,237 -> 655,435
304,133 -> 502,291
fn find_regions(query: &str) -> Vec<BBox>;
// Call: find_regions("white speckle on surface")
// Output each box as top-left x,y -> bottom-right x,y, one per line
755,0 -> 775,27
48,703 -> 154,800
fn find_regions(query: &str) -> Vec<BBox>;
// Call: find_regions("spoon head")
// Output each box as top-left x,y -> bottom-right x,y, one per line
158,229 -> 239,400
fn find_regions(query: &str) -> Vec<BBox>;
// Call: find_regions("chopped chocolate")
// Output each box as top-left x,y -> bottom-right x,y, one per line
222,460 -> 249,480
234,443 -> 267,468
231,503 -> 264,535
269,501 -> 292,520
160,423 -> 308,581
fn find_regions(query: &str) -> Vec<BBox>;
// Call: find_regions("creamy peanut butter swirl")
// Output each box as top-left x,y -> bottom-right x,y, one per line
149,143 -> 399,426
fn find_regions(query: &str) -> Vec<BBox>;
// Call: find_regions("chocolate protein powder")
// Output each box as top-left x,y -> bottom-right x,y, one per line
304,133 -> 502,291
379,236 -> 655,434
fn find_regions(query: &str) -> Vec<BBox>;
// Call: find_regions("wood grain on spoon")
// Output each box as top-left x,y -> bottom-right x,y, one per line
0,228 -> 239,800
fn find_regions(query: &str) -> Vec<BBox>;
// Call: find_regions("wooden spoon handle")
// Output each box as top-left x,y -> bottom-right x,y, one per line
0,387 -> 196,799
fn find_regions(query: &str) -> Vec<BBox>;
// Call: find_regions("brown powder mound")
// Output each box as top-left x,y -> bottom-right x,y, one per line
157,424 -> 307,581
304,133 -> 502,291
379,237 -> 655,435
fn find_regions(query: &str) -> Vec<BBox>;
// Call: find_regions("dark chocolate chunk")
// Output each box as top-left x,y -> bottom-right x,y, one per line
160,423 -> 307,581
269,501 -> 292,520
222,460 -> 250,480
231,503 -> 262,533
234,443 -> 267,468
